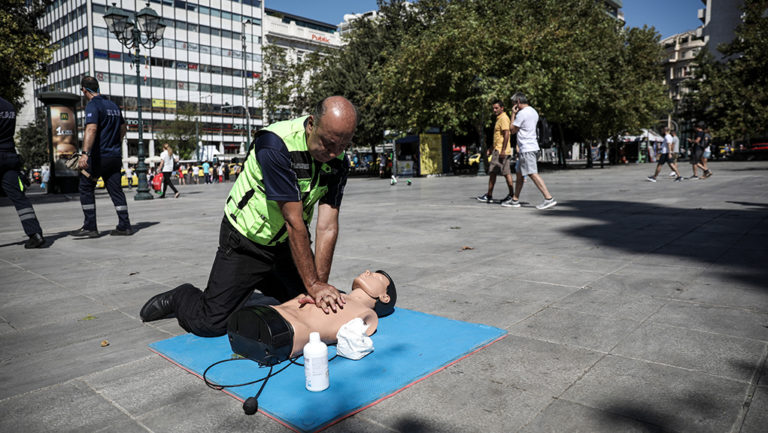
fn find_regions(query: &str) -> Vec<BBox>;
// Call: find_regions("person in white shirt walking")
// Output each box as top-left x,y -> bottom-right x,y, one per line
124,165 -> 133,189
647,127 -> 682,182
668,130 -> 680,177
502,92 -> 557,209
158,143 -> 180,198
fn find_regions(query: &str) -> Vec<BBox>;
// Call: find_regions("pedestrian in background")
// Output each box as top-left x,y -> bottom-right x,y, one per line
158,142 -> 180,199
476,99 -> 515,204
203,160 -> 211,184
192,164 -> 199,184
0,96 -> 45,248
41,165 -> 50,190
178,163 -> 186,185
646,127 -> 682,182
669,130 -> 680,177
503,92 -> 557,209
687,122 -> 706,179
218,163 -> 224,183
124,165 -> 133,189
701,127 -> 713,178
72,76 -> 132,237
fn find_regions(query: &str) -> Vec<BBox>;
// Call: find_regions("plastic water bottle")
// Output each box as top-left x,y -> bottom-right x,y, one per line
304,332 -> 329,392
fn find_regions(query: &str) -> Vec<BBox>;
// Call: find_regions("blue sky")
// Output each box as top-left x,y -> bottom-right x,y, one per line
269,0 -> 704,39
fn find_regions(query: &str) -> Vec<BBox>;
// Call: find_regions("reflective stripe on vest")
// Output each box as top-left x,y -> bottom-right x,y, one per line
224,116 -> 340,246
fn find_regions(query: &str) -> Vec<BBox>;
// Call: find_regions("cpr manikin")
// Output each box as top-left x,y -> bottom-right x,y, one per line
228,270 -> 397,365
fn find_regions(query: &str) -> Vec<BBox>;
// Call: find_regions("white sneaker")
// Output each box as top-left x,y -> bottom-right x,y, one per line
646,176 -> 657,182
501,198 -> 520,208
668,171 -> 677,177
536,198 -> 557,210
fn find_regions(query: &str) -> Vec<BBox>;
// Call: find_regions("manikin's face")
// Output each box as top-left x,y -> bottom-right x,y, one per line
352,270 -> 391,303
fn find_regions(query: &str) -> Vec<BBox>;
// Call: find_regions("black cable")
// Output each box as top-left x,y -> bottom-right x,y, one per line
203,354 -> 340,388
202,357 -> 291,390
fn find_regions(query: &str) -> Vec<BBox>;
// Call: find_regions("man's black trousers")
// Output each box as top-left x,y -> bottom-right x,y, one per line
0,151 -> 42,236
173,217 -> 304,337
79,155 -> 130,231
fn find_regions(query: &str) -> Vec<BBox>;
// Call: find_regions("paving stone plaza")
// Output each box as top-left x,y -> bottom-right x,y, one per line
1,160 -> 766,432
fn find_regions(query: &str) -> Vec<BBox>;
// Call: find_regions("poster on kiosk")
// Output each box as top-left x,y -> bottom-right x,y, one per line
38,92 -> 81,193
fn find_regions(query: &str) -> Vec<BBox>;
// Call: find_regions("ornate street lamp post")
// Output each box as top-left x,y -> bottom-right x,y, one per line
103,3 -> 166,200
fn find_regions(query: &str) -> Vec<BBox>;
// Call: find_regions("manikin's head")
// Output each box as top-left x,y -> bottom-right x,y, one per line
350,270 -> 397,317
305,96 -> 358,163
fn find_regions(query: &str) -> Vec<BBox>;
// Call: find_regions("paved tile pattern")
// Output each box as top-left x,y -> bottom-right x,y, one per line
1,160 -> 766,432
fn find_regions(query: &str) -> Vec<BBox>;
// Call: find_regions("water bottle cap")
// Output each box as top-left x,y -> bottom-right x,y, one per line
309,332 -> 320,343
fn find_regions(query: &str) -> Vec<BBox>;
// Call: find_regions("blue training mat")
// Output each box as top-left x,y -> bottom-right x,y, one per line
149,308 -> 507,432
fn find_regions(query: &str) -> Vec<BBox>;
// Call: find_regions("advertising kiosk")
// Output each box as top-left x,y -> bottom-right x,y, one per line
394,133 -> 452,177
37,92 -> 81,193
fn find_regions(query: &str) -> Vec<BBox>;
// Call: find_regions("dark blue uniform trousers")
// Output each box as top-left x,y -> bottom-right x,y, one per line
172,218 -> 304,337
79,155 -> 130,231
0,152 -> 42,236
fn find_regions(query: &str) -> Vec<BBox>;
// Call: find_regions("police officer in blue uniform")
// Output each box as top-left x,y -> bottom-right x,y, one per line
0,96 -> 45,248
71,76 -> 132,237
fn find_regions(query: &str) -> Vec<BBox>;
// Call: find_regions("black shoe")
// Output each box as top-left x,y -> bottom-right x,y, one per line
24,233 -> 45,249
140,288 -> 177,322
70,227 -> 99,238
111,227 -> 133,236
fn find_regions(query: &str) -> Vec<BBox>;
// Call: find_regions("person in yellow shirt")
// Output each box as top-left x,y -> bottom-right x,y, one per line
477,100 -> 515,204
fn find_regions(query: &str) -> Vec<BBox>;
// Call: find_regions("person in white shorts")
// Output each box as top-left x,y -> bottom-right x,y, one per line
503,92 -> 556,209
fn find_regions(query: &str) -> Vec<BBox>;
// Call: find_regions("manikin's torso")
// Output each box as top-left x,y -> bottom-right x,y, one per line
272,294 -> 378,357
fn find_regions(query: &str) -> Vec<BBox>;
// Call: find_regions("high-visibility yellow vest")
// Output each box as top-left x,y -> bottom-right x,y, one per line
224,116 -> 341,246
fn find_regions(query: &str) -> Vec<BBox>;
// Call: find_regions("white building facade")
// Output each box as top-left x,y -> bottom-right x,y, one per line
698,0 -> 746,61
35,0 -> 265,161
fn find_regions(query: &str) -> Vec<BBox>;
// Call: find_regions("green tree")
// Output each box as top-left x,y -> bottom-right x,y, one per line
0,0 -> 56,107
154,104 -> 200,159
308,0 -> 430,149
377,0 -> 670,148
256,44 -> 326,124
684,0 -> 768,142
15,114 -> 49,169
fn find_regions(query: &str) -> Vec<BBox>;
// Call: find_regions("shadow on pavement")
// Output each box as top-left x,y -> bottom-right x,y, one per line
544,200 -> 768,292
0,222 -> 160,249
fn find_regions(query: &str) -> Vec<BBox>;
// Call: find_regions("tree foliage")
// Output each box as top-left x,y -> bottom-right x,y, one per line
377,0 -> 670,143
308,0 -> 429,148
0,0 -> 55,108
256,44 -> 325,124
683,0 -> 768,141
15,114 -> 49,169
264,0 -> 670,150
154,104 -> 200,159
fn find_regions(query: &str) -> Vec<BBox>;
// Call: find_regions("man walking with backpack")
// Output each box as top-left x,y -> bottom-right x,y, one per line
502,92 -> 557,209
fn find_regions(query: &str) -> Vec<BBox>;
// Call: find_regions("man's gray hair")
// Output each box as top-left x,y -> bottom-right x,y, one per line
511,92 -> 528,105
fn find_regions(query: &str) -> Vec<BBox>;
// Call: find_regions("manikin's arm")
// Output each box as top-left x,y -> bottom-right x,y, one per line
278,201 -> 345,313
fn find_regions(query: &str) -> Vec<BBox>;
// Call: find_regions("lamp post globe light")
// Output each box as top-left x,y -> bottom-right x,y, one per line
103,2 -> 166,200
